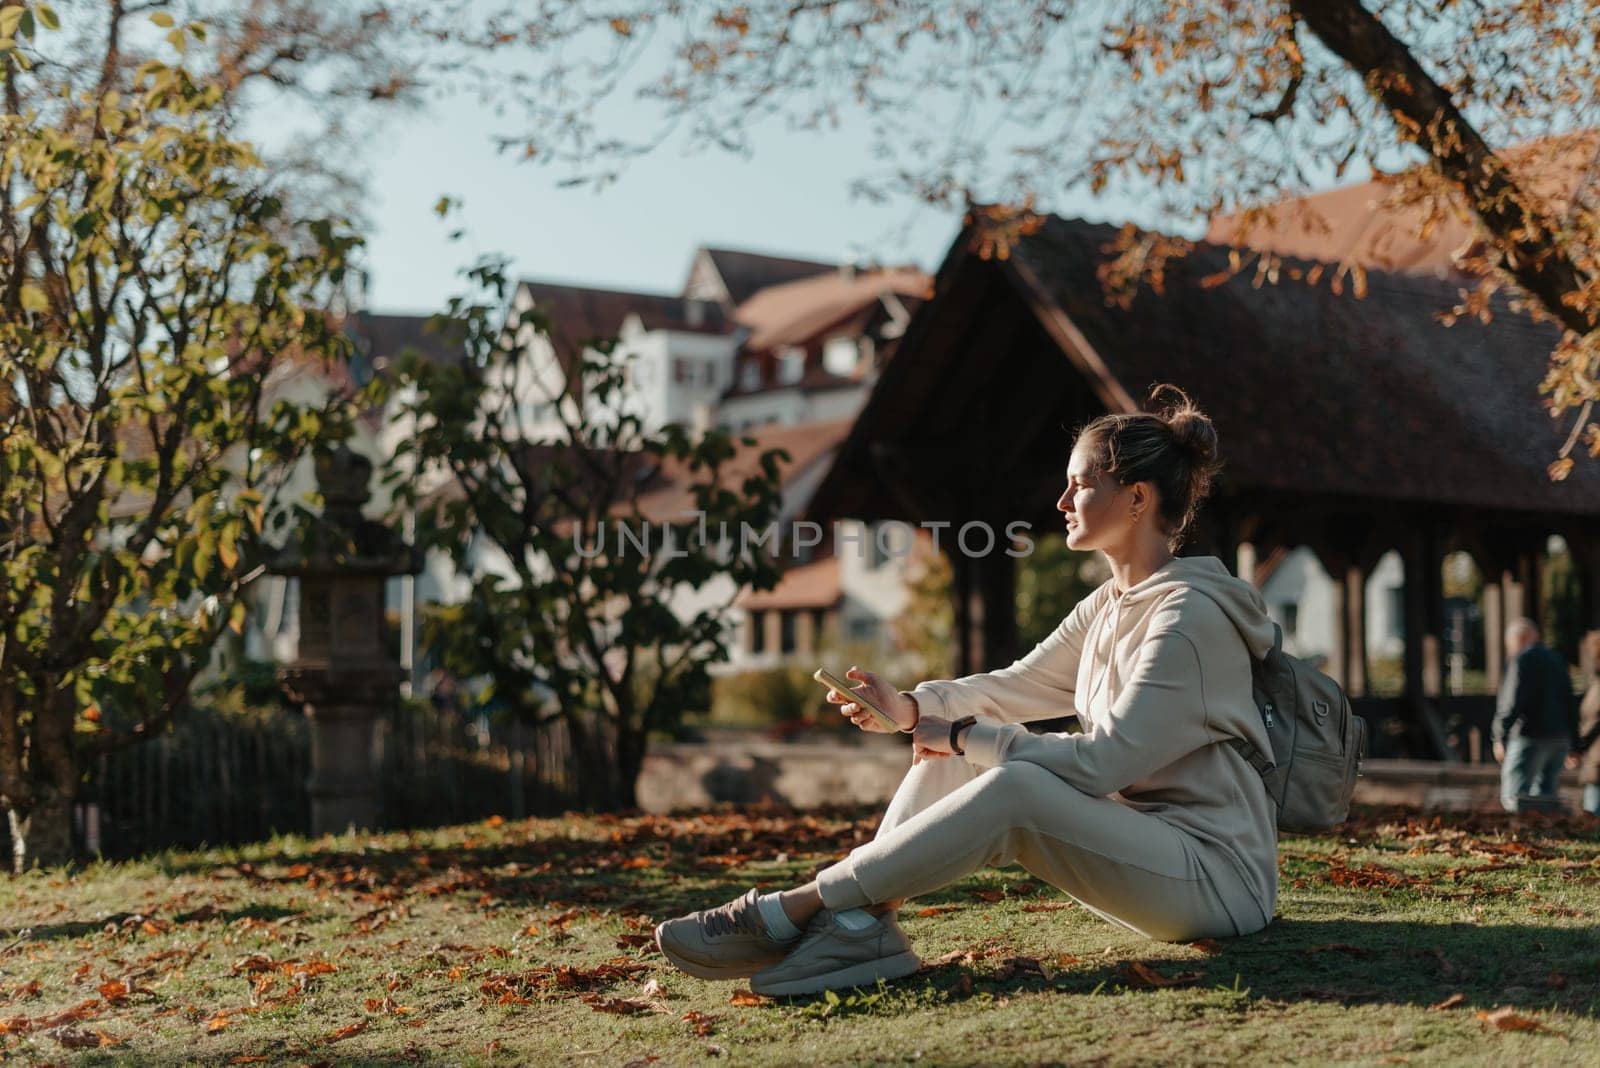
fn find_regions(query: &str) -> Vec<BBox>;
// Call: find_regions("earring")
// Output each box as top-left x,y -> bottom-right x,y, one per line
1130,508 -> 1141,524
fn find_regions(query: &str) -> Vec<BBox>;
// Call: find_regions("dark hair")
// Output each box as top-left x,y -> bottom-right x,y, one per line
1074,384 -> 1222,550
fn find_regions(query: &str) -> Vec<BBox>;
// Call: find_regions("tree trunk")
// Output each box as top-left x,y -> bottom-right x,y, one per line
564,709 -> 640,811
1290,0 -> 1597,339
8,785 -> 75,872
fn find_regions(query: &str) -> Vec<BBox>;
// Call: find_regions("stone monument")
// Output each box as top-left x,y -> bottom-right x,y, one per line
269,446 -> 419,835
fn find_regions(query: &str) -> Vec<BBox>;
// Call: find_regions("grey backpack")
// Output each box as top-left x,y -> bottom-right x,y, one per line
1229,623 -> 1368,833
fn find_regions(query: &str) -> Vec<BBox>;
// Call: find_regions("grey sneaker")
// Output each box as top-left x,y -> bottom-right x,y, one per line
654,889 -> 795,979
749,910 -> 921,996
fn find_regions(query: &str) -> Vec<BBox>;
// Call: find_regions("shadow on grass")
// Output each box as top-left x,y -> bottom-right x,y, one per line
146,805 -> 882,918
1,903 -> 305,946
873,916 -> 1600,1020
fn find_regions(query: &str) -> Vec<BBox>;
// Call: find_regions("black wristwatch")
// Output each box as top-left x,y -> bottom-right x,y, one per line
949,715 -> 978,755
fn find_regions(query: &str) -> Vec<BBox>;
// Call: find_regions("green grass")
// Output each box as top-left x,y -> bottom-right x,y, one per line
2,804 -> 1598,1066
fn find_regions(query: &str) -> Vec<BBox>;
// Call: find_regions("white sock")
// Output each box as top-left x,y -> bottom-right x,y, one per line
756,893 -> 802,941
833,908 -> 879,931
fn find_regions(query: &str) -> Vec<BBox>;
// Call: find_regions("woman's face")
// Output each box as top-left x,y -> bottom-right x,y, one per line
1058,442 -> 1137,552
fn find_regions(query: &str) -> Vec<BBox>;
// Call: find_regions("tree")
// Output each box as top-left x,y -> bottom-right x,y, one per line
10,0 -> 420,224
428,0 -> 1600,470
381,262 -> 789,810
0,8 -> 359,869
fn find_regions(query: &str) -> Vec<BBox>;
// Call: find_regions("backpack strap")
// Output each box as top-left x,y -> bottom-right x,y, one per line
1229,621 -> 1284,775
1228,736 -> 1276,774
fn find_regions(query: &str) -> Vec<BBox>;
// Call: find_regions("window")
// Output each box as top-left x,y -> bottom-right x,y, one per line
779,347 -> 805,385
811,608 -> 828,646
701,361 -> 716,387
740,361 -> 763,391
779,610 -> 797,654
749,610 -> 766,654
823,336 -> 859,376
674,358 -> 691,384
847,616 -> 878,642
1280,602 -> 1299,636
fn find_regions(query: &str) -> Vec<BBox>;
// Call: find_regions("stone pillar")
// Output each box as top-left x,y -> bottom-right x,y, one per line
271,447 -> 419,837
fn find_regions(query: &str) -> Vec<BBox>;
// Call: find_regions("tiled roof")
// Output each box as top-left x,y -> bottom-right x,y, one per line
349,312 -> 466,371
1205,131 -> 1600,277
734,268 -> 929,353
1004,216 -> 1599,515
735,554 -> 842,610
629,417 -> 854,522
701,247 -> 836,306
515,280 -> 732,372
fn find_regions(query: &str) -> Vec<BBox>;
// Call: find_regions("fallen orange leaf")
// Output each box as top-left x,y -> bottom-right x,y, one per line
729,988 -> 769,1006
1187,939 -> 1223,954
1120,962 -> 1204,989
1430,992 -> 1467,1011
322,1018 -> 371,1043
1476,1007 -> 1541,1032
914,906 -> 963,917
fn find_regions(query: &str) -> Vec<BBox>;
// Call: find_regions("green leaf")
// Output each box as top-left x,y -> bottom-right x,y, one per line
150,10 -> 175,27
35,4 -> 59,30
19,284 -> 48,313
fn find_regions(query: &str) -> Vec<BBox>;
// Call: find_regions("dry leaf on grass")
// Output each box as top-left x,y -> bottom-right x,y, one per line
729,988 -> 769,1006
640,978 -> 667,998
914,906 -> 963,917
1020,902 -> 1075,913
1430,992 -> 1467,1011
1476,1006 -> 1542,1032
969,889 -> 1006,902
322,1018 -> 371,1043
1186,939 -> 1223,953
1120,961 -> 1204,989
993,956 -> 1052,982
682,1010 -> 717,1036
582,994 -> 656,1015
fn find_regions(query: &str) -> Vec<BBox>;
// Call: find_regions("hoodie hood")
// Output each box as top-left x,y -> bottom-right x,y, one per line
1081,555 -> 1278,715
1114,555 -> 1279,661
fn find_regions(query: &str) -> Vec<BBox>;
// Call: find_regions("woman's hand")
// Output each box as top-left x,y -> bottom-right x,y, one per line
824,665 -> 918,733
910,713 -> 960,765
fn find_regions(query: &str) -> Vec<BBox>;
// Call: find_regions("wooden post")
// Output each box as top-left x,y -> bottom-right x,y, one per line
1483,577 -> 1505,693
977,548 -> 1019,670
1324,549 -> 1350,690
1344,562 -> 1368,698
953,552 -> 975,677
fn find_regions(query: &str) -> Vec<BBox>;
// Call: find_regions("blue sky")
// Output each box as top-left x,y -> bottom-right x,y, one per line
352,82 -> 1149,315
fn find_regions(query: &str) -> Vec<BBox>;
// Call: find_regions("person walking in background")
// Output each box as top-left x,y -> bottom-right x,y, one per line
1494,618 -> 1580,812
1574,631 -> 1600,817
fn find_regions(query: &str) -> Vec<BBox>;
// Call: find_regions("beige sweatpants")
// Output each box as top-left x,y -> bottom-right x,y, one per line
813,757 -> 1270,942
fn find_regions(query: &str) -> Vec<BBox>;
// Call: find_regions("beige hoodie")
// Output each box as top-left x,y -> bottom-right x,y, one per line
907,554 -> 1279,924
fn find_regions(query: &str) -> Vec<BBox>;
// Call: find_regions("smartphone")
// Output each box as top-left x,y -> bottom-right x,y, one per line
814,668 -> 901,732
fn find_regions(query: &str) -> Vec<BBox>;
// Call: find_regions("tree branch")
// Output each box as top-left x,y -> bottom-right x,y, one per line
1290,0 -> 1597,337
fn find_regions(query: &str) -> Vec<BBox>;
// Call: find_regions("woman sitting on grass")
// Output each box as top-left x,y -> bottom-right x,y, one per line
656,384 -> 1279,996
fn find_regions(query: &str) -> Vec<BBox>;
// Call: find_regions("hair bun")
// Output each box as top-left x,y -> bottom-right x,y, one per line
1166,407 -> 1218,463
1146,383 -> 1218,465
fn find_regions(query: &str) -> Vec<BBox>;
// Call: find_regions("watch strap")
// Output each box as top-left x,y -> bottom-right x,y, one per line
949,715 -> 978,755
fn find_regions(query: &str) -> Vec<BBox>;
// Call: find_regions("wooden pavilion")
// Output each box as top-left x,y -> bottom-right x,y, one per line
803,214 -> 1600,759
